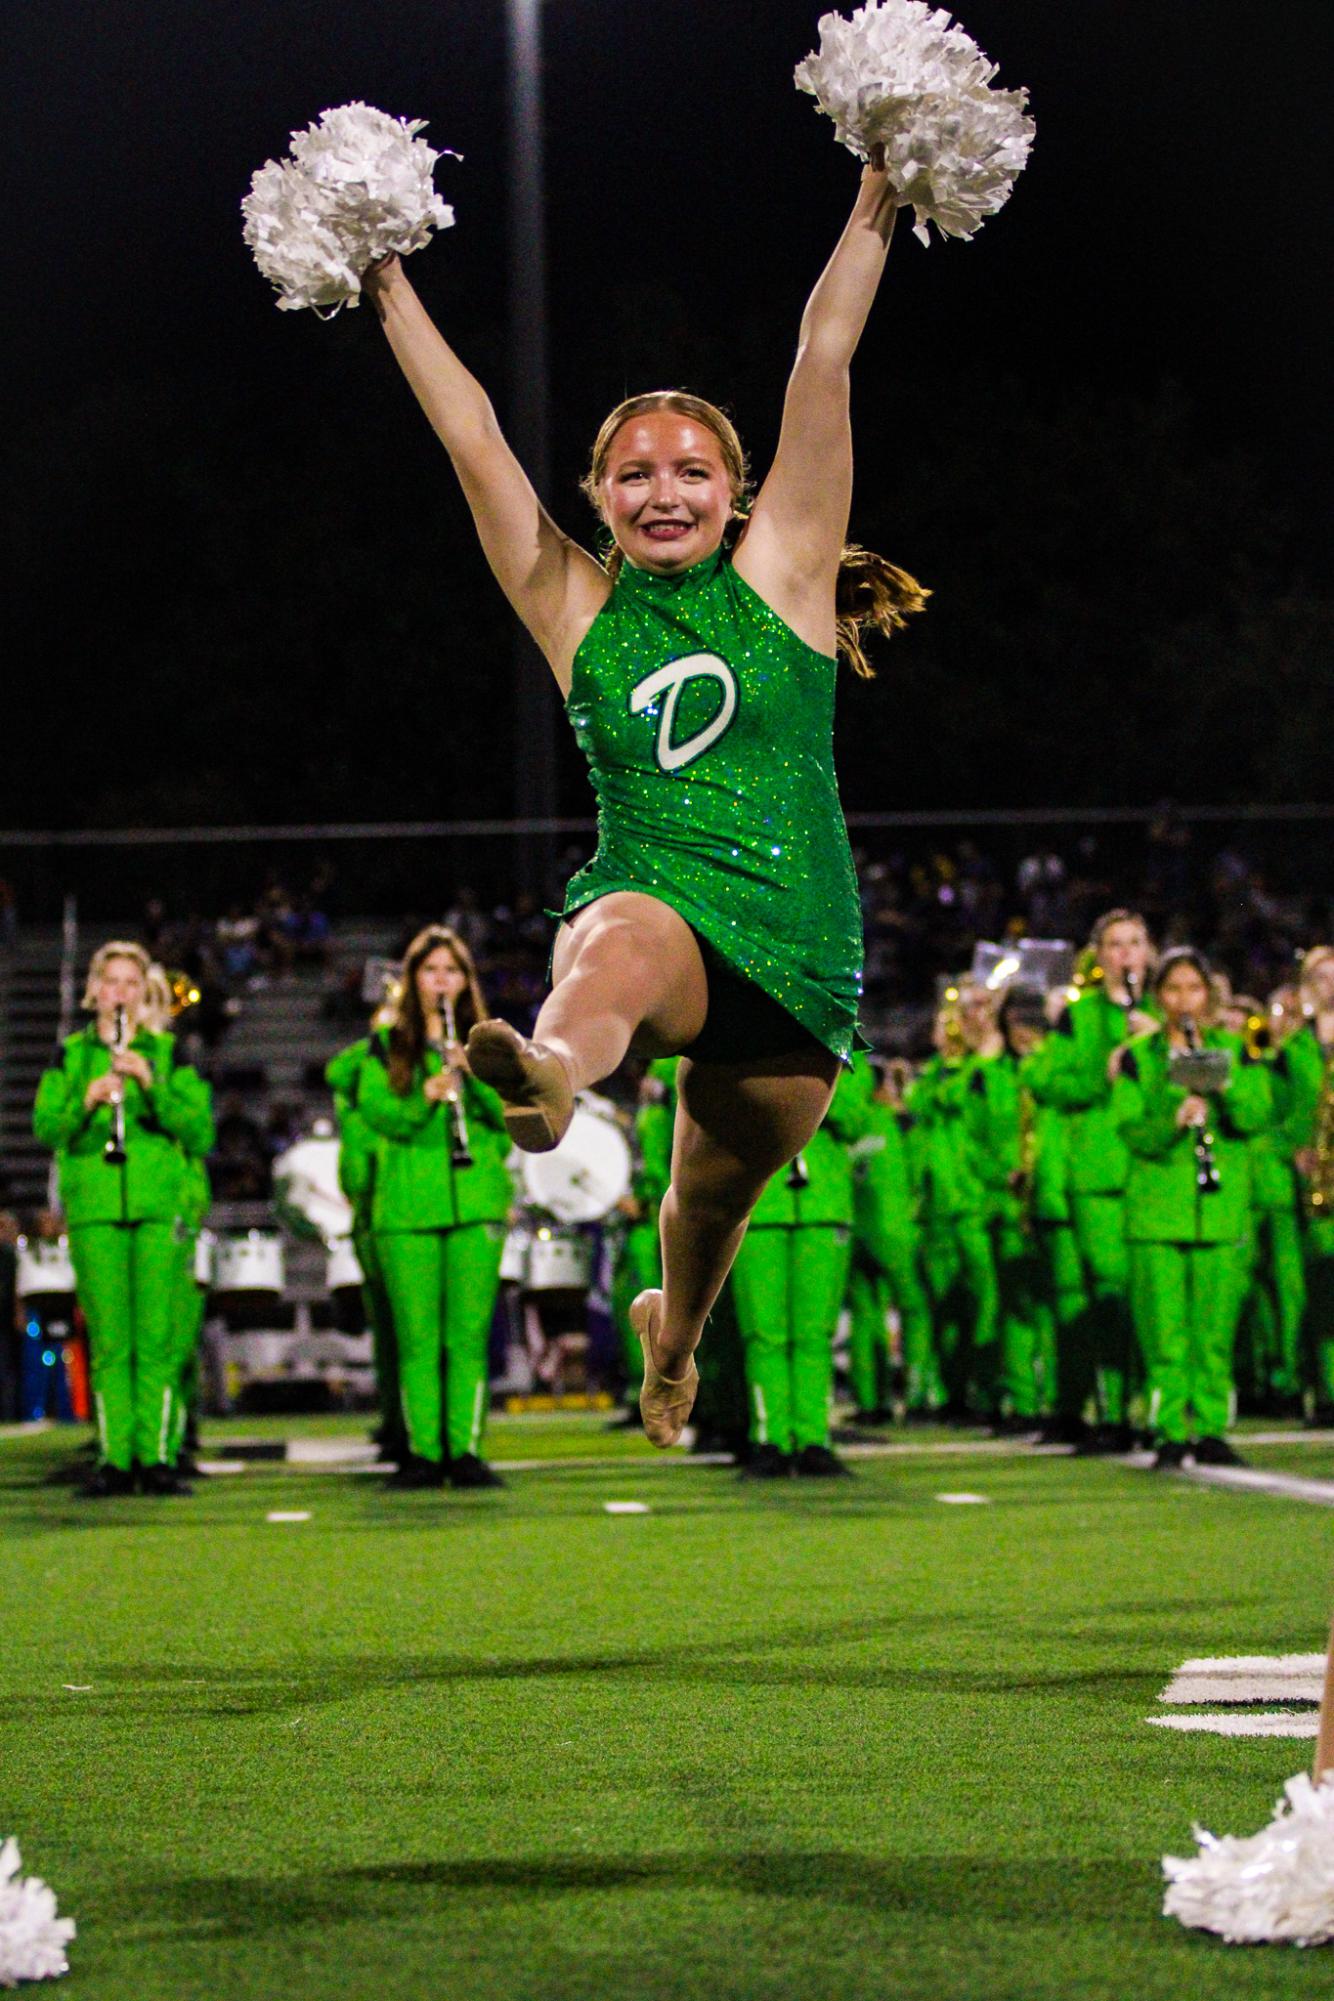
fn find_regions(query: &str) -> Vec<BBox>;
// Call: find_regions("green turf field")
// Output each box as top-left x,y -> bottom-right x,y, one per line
2,1417 -> 1331,2000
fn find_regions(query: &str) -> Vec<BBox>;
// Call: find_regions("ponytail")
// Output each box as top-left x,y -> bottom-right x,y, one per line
834,545 -> 930,680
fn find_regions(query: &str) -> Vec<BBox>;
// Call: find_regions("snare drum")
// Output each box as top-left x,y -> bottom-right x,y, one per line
525,1227 -> 593,1293
213,1231 -> 286,1294
193,1228 -> 217,1288
15,1235 -> 77,1299
499,1224 -> 533,1285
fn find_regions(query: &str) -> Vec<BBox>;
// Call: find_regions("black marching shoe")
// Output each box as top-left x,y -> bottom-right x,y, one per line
739,1444 -> 794,1480
138,1462 -> 194,1496
795,1444 -> 853,1479
1151,1440 -> 1189,1471
449,1453 -> 506,1490
1073,1422 -> 1135,1457
385,1452 -> 447,1489
1036,1415 -> 1089,1447
1191,1435 -> 1248,1468
78,1463 -> 137,1499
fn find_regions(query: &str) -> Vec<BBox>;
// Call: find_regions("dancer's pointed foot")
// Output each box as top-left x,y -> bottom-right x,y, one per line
632,1289 -> 698,1449
466,1018 -> 574,1153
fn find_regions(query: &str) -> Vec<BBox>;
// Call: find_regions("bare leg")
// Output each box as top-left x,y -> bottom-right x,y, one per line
652,1049 -> 839,1376
468,894 -> 708,1149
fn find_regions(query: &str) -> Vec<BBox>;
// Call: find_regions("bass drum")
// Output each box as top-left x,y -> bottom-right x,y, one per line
15,1235 -> 77,1299
271,1125 -> 354,1243
213,1230 -> 287,1329
520,1096 -> 632,1225
524,1227 -> 594,1293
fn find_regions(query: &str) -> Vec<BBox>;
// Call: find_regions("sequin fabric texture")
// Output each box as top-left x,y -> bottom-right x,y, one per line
562,546 -> 864,1061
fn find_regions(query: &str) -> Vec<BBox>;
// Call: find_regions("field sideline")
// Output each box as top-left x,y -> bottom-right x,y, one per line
3,1417 -> 1331,2001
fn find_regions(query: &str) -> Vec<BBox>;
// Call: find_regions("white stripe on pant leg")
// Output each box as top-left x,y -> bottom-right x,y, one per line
1148,1386 -> 1161,1428
95,1390 -> 108,1460
471,1380 -> 485,1455
753,1384 -> 768,1446
158,1386 -> 173,1464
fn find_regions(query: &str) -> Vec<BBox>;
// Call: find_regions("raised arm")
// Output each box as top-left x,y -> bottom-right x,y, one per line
364,258 -> 609,694
732,159 -> 898,648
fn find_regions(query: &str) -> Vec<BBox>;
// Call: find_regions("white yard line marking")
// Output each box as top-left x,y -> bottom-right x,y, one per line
286,1438 -> 381,1465
604,1501 -> 650,1515
194,1460 -> 245,1477
1178,1464 -> 1334,1507
266,1510 -> 311,1523
935,1492 -> 991,1505
1147,1713 -> 1318,1738
1160,1656 -> 1325,1705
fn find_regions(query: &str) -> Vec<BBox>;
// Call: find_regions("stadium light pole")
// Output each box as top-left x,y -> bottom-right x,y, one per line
507,0 -> 558,901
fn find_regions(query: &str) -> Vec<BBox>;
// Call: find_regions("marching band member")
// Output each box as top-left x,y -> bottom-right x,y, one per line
964,987 -> 1051,1430
32,941 -> 214,1496
142,965 -> 214,1473
1112,948 -> 1272,1467
1287,947 -> 1334,1423
729,1057 -> 873,1475
845,1054 -> 937,1423
357,927 -> 512,1489
326,1024 -> 402,1462
1029,910 -> 1157,1452
1020,999 -> 1091,1444
910,994 -> 999,1422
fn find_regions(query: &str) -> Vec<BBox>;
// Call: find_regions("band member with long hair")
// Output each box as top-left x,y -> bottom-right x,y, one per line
357,926 -> 511,1488
362,145 -> 927,1448
32,941 -> 215,1496
1112,948 -> 1272,1468
1029,909 -> 1157,1451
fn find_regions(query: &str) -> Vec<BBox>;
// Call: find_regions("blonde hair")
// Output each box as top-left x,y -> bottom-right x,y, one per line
580,390 -> 929,679
81,939 -> 152,1012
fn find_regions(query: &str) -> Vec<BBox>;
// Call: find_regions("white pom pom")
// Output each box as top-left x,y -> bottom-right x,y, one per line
0,1837 -> 76,1987
794,0 -> 1034,245
1162,1773 -> 1334,1947
242,102 -> 458,315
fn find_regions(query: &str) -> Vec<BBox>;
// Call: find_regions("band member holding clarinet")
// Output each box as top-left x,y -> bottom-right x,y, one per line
32,941 -> 215,1496
357,927 -> 511,1489
1028,909 -> 1157,1452
1111,948 -> 1272,1468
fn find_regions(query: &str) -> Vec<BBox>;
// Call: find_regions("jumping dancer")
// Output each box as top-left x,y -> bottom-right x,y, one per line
365,152 -> 925,1445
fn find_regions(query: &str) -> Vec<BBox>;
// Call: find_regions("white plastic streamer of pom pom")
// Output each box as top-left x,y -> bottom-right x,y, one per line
242,102 -> 458,315
0,1838 -> 76,1987
794,0 -> 1034,245
1162,1773 -> 1334,1947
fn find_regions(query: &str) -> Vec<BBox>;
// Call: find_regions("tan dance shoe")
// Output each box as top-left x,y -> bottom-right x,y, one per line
631,1289 -> 698,1449
466,1019 -> 574,1153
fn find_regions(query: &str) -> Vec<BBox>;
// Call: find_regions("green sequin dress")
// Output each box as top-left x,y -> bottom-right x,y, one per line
562,546 -> 864,1062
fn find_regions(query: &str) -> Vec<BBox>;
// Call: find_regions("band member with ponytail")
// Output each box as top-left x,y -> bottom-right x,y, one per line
1029,910 -> 1157,1451
1111,948 -> 1272,1468
358,927 -> 511,1489
32,942 -> 215,1496
363,147 -> 927,1450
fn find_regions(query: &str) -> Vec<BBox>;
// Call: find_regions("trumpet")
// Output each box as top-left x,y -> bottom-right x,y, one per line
1180,1016 -> 1221,1197
103,1003 -> 128,1165
433,997 -> 473,1170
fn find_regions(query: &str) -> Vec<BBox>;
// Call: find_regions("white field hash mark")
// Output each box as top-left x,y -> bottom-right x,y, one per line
1147,1652 -> 1323,1739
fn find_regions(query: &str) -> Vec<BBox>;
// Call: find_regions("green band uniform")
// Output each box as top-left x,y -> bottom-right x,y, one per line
1112,1028 -> 1271,1444
326,1038 -> 402,1449
33,1024 -> 215,1472
358,1036 -> 511,1464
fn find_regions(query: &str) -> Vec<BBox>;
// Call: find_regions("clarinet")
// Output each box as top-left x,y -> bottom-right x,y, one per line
786,1152 -> 809,1190
1180,1016 -> 1221,1197
435,998 -> 473,1170
103,1004 -> 129,1165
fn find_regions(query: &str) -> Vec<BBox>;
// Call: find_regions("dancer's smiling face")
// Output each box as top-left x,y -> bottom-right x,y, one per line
599,413 -> 735,575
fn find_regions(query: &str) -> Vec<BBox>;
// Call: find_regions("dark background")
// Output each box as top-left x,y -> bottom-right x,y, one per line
4,0 -> 1330,836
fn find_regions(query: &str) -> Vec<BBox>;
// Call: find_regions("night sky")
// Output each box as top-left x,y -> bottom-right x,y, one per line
5,0 -> 1329,842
